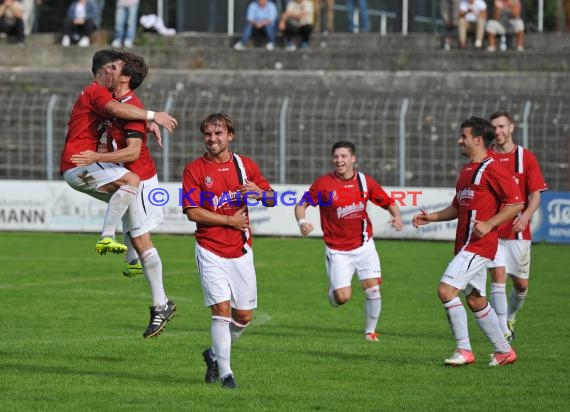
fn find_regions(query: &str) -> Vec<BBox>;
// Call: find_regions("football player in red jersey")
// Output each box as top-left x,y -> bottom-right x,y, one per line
60,49 -> 177,255
294,141 -> 402,342
70,52 -> 175,339
413,117 -> 523,366
182,113 -> 275,389
487,111 -> 548,342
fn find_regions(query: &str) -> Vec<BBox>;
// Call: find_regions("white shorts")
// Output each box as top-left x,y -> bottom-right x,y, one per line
325,239 -> 381,290
487,239 -> 531,279
122,175 -> 164,238
486,19 -> 524,35
195,243 -> 257,310
63,163 -> 130,203
442,251 -> 490,296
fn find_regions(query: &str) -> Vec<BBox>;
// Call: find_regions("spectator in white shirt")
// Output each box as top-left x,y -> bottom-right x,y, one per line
458,0 -> 487,49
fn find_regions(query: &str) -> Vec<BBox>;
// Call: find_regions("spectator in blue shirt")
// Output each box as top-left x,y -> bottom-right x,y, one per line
234,0 -> 278,51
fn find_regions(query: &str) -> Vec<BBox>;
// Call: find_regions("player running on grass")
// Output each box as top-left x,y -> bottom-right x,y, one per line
294,141 -> 402,342
182,113 -> 275,389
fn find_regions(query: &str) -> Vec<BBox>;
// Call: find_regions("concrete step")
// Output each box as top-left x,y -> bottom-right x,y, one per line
1,41 -> 569,73
169,31 -> 570,51
20,31 -> 570,51
2,68 -> 569,97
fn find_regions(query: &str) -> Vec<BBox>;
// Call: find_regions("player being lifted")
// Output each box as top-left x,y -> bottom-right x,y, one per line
60,49 -> 177,255
70,52 -> 175,339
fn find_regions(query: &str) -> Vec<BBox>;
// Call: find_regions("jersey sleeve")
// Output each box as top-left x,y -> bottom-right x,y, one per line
525,151 -> 548,194
244,157 -> 272,191
307,178 -> 325,207
124,120 -> 146,136
181,163 -> 202,211
89,85 -> 116,118
366,176 -> 393,209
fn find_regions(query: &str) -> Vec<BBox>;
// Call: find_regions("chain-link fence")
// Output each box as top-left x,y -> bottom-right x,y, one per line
1,89 -> 568,190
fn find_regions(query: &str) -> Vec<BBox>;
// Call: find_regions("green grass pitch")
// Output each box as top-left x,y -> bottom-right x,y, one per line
0,232 -> 568,411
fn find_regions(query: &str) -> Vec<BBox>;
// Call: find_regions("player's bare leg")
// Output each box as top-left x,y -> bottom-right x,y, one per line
96,172 -> 140,254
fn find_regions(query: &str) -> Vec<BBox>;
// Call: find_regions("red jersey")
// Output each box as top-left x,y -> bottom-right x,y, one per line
490,145 -> 548,240
106,91 -> 156,180
452,156 -> 523,259
306,171 -> 393,251
60,82 -> 116,173
182,153 -> 272,258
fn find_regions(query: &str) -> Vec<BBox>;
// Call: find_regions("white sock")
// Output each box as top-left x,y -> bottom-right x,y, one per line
230,320 -> 249,343
123,232 -> 139,264
490,283 -> 509,336
212,316 -> 232,378
141,248 -> 167,307
443,297 -> 471,351
507,288 -> 527,321
473,303 -> 511,353
364,285 -> 381,334
102,184 -> 138,237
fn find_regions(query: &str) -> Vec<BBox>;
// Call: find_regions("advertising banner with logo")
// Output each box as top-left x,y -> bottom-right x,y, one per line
531,191 -> 570,244
1,181 -> 568,244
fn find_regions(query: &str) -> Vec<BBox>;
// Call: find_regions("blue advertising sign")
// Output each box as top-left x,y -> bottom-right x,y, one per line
532,191 -> 570,244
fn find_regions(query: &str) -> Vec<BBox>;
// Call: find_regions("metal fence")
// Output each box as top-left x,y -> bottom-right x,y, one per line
175,0 -> 552,34
0,90 -> 568,190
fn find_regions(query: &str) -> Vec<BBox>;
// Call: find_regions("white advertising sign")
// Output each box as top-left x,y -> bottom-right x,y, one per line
0,181 -> 457,240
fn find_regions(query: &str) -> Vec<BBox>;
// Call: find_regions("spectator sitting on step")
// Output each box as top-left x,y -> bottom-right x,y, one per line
0,0 -> 25,45
61,0 -> 99,47
278,0 -> 314,51
486,0 -> 524,52
458,0 -> 487,49
234,0 -> 278,51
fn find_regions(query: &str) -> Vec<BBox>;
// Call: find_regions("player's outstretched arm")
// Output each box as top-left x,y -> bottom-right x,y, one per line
412,205 -> 458,228
105,101 -> 178,132
386,204 -> 403,231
